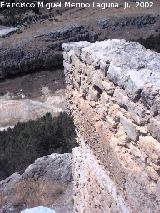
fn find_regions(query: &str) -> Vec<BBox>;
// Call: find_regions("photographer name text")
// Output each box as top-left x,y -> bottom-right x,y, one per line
0,1 -> 154,10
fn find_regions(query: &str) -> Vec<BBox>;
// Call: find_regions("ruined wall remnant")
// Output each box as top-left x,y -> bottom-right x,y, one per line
63,40 -> 160,212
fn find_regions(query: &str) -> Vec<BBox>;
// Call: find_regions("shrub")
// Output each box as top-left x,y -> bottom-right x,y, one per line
0,112 -> 77,179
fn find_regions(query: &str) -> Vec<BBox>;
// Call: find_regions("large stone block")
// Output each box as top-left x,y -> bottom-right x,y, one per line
148,118 -> 160,141
120,115 -> 139,141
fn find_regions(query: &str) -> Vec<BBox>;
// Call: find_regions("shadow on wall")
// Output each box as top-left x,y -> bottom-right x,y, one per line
0,112 -> 77,181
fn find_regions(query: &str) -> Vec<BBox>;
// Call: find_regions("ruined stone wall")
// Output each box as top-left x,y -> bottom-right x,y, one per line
63,40 -> 160,212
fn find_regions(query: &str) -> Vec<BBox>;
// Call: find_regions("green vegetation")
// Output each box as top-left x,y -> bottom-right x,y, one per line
0,112 -> 77,179
1,53 -> 63,79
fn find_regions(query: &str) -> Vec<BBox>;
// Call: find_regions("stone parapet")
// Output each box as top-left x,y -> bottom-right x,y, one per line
63,40 -> 160,212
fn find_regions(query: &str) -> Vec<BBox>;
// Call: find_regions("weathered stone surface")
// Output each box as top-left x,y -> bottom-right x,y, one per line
148,118 -> 160,141
63,39 -> 160,212
120,115 -> 139,141
73,141 -> 131,213
141,84 -> 160,108
114,88 -> 129,109
101,80 -> 115,96
88,87 -> 99,101
138,136 -> 160,164
0,153 -> 73,213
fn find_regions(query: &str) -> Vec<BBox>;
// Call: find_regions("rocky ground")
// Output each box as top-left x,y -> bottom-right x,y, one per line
0,153 -> 73,213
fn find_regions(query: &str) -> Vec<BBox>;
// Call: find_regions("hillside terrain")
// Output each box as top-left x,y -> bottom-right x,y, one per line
0,0 -> 160,78
0,0 -> 160,212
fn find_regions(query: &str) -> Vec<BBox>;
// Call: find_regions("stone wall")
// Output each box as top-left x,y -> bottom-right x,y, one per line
63,40 -> 160,212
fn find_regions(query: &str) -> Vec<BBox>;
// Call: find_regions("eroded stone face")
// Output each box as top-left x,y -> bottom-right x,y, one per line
0,153 -> 73,213
63,40 -> 160,212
